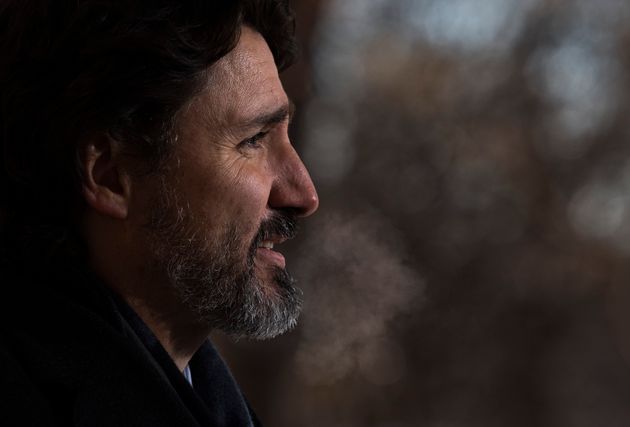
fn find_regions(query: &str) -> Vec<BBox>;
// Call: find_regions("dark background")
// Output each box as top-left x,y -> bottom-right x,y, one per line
216,1 -> 630,426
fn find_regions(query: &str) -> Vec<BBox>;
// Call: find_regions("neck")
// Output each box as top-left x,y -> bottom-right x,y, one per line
124,294 -> 209,371
84,215 -> 211,372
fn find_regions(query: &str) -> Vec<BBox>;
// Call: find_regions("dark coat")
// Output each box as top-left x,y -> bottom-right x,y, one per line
0,250 -> 261,426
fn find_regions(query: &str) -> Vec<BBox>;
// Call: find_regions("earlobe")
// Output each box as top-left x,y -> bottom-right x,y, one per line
80,136 -> 131,220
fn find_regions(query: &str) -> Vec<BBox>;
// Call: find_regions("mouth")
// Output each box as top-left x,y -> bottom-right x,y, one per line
250,211 -> 298,271
255,236 -> 287,269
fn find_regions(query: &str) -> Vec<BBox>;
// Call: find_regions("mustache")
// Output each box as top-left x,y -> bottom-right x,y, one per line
250,209 -> 299,253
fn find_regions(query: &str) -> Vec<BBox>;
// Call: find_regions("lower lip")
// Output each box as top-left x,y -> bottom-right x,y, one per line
256,247 -> 286,269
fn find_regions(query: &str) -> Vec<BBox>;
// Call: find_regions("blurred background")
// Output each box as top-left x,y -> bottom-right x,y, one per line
215,0 -> 630,426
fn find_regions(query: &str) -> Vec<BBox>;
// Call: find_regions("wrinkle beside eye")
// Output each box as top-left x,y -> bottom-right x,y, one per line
221,150 -> 254,176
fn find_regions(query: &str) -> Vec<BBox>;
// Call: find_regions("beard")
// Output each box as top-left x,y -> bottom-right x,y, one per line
144,178 -> 302,340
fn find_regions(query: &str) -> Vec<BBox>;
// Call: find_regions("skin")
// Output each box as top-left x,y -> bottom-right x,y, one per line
81,26 -> 318,371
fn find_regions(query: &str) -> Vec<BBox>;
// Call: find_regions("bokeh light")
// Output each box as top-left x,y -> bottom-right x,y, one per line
217,1 -> 630,426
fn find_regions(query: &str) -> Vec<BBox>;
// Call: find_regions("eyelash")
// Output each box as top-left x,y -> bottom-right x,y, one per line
240,131 -> 269,149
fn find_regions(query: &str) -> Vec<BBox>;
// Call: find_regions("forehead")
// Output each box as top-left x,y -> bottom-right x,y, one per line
196,26 -> 287,127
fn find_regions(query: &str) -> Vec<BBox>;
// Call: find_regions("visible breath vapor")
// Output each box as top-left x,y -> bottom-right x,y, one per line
292,210 -> 425,385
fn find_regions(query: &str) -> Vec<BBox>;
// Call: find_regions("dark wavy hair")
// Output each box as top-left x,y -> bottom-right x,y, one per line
0,0 -> 297,258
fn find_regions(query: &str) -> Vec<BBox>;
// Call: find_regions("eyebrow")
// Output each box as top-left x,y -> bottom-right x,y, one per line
238,99 -> 295,131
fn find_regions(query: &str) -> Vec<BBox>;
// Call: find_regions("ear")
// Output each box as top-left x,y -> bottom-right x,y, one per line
80,135 -> 131,220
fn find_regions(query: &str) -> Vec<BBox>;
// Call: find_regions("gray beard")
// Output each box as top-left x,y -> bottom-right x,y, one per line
143,179 -> 302,340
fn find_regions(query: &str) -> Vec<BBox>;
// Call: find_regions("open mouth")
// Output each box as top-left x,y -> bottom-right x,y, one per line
250,211 -> 298,270
255,237 -> 287,268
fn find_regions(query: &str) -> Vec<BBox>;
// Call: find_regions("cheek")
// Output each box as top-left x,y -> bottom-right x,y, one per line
199,162 -> 273,229
229,165 -> 272,215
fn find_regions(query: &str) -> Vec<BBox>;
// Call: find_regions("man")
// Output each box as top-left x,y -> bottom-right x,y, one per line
0,1 -> 318,425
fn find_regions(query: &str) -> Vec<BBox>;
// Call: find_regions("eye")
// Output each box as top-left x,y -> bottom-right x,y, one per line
239,131 -> 269,149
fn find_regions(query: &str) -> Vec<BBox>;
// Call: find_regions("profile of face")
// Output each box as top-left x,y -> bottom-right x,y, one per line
141,26 -> 318,339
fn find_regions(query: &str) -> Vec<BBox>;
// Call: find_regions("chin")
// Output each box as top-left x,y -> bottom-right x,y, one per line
219,266 -> 303,340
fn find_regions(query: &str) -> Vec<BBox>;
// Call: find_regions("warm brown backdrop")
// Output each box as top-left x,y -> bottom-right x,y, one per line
217,1 -> 630,426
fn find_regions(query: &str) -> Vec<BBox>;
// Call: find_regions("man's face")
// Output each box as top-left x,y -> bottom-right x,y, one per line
140,27 -> 318,339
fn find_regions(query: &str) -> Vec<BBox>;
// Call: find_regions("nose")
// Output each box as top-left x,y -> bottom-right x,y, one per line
268,143 -> 319,217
